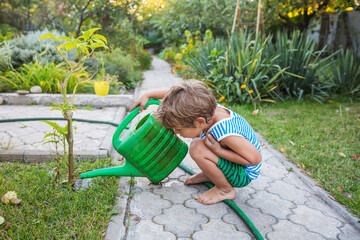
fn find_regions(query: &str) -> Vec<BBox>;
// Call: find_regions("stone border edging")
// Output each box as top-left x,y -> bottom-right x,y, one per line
257,134 -> 360,233
0,93 -> 134,110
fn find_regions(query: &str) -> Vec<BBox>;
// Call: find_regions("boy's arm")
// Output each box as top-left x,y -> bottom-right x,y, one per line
129,89 -> 169,112
205,134 -> 262,166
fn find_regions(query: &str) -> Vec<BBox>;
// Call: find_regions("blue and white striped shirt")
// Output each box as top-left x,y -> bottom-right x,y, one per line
201,104 -> 261,180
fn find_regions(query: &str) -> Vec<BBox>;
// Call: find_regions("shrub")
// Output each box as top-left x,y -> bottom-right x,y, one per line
0,60 -> 84,93
0,29 -> 76,71
322,48 -> 360,97
266,31 -> 333,103
90,48 -> 143,89
131,45 -> 153,70
151,0 -> 236,44
185,31 -> 285,107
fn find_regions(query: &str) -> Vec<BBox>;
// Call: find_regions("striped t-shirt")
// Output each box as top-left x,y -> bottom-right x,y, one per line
201,104 -> 261,180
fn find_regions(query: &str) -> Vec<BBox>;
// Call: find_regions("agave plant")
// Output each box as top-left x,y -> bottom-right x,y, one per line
266,31 -> 334,103
323,48 -> 360,96
185,31 -> 285,108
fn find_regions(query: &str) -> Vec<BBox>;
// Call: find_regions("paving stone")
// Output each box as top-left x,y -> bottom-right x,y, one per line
338,224 -> 360,240
185,198 -> 229,219
267,179 -> 311,204
260,161 -> 289,179
167,167 -> 186,178
130,191 -> 172,220
223,203 -> 275,236
153,204 -> 207,238
153,180 -> 199,204
289,205 -> 342,238
305,195 -> 346,220
132,177 -> 162,191
193,219 -> 251,240
249,175 -> 272,191
247,191 -> 295,219
232,186 -> 255,205
267,220 -> 325,240
282,171 -> 314,192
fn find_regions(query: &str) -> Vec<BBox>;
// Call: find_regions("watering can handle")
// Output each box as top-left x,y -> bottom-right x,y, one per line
112,99 -> 161,148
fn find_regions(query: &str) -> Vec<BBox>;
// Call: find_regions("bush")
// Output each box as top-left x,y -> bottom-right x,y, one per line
131,45 -> 153,70
322,48 -> 360,97
0,60 -> 85,93
185,31 -> 285,107
151,0 -> 236,44
266,31 -> 333,103
0,29 -> 76,71
89,48 -> 143,89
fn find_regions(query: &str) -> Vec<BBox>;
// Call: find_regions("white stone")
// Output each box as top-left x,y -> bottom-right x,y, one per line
30,86 -> 42,93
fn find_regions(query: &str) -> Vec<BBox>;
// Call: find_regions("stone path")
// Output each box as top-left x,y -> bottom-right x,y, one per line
105,57 -> 360,240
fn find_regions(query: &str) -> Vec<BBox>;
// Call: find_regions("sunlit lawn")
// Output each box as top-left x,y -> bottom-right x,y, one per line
231,99 -> 360,217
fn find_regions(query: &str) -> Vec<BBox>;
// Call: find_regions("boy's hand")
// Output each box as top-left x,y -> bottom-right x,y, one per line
128,94 -> 150,113
205,134 -> 221,154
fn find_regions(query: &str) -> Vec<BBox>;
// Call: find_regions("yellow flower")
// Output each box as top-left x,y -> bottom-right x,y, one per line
185,47 -> 188,52
189,39 -> 193,43
248,90 -> 253,94
188,44 -> 193,48
175,53 -> 183,60
219,96 -> 225,102
165,52 -> 169,60
241,84 -> 246,89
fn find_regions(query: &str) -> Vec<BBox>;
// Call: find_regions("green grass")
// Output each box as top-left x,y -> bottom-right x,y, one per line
231,100 -> 360,218
0,158 -> 120,239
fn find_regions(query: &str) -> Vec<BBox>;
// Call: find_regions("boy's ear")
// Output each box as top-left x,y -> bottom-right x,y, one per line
194,117 -> 206,128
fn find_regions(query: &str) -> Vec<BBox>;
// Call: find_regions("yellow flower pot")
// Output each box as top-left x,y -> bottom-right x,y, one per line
94,81 -> 110,96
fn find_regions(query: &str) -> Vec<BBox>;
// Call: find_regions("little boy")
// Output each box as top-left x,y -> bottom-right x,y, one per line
129,80 -> 262,205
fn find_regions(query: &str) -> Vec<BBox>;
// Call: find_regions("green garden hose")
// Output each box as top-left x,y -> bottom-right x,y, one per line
0,117 -> 128,128
178,163 -> 264,240
0,117 -> 263,239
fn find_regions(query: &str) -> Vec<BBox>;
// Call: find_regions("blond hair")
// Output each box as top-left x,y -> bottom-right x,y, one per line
154,80 -> 217,128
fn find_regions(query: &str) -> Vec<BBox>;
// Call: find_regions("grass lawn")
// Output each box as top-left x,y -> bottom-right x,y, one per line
231,100 -> 360,218
0,157 -> 119,239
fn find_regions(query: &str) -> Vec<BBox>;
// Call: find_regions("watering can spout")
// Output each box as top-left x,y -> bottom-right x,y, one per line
80,161 -> 144,179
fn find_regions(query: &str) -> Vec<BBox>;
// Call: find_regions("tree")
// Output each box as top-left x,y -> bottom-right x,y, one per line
263,0 -> 356,31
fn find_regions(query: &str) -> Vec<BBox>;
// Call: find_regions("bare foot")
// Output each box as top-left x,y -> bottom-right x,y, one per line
194,186 -> 236,205
184,172 -> 211,185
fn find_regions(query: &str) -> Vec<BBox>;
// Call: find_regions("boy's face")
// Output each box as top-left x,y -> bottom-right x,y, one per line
173,117 -> 206,138
173,127 -> 202,139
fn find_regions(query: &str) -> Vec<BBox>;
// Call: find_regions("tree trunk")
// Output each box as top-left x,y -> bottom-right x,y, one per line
319,13 -> 330,49
66,111 -> 75,183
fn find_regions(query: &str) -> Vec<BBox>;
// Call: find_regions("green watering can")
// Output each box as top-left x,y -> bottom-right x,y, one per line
80,99 -> 189,183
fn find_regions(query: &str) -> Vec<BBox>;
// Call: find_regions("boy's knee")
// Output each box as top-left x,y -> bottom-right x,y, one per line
189,138 -> 206,158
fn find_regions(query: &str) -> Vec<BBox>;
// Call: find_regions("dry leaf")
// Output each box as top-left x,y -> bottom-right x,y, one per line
4,222 -> 10,231
328,194 -> 336,200
330,130 -> 335,134
260,143 -> 266,149
2,191 -> 17,205
338,152 -> 346,158
133,217 -> 140,221
280,147 -> 286,153
337,186 -> 344,191
252,109 -> 259,115
0,216 -> 4,225
343,192 -> 352,198
351,154 -> 360,160
13,199 -> 23,205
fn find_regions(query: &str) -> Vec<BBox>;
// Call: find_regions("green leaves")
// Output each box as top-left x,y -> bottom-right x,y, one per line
185,30 -> 284,107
